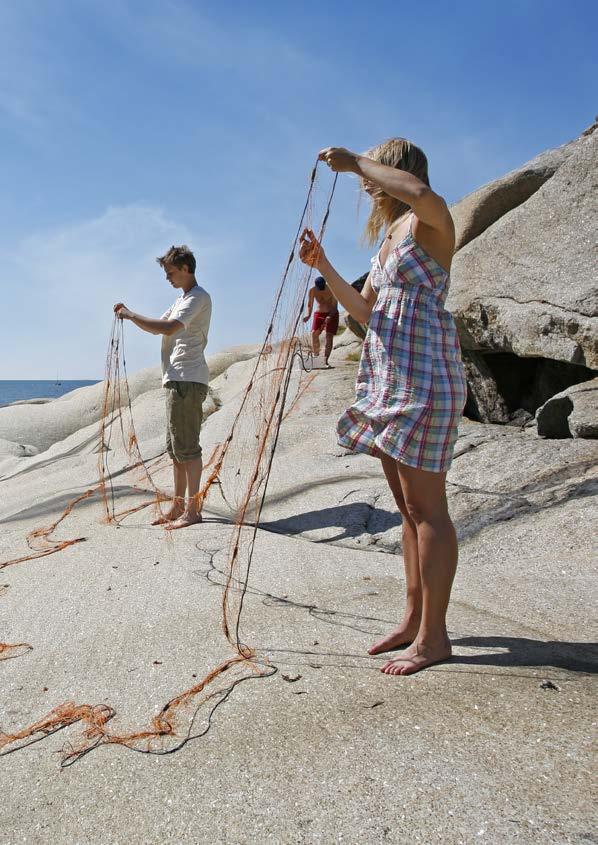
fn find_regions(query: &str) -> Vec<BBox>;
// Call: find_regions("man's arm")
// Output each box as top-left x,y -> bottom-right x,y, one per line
302,288 -> 315,323
113,303 -> 182,336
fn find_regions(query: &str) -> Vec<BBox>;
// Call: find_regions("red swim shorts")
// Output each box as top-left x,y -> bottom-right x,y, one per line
312,310 -> 339,334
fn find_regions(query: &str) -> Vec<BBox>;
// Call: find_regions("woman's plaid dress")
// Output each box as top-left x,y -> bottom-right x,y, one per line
337,218 -> 467,473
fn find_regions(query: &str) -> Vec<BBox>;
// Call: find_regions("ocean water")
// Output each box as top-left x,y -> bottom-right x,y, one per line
0,380 -> 100,407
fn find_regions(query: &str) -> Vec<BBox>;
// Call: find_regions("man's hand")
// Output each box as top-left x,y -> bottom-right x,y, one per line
302,315 -> 311,324
114,303 -> 133,320
111,305 -> 181,336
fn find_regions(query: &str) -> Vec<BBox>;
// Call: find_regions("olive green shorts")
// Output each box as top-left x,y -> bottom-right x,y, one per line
164,381 -> 209,462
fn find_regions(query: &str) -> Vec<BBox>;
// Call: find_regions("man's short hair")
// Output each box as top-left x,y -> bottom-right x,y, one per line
156,245 -> 196,274
314,276 -> 326,291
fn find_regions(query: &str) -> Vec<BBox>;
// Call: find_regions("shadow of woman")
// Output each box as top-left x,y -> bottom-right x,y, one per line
260,501 -> 401,543
451,635 -> 598,674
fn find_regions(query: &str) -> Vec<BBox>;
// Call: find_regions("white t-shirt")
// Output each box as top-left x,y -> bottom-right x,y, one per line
160,285 -> 212,386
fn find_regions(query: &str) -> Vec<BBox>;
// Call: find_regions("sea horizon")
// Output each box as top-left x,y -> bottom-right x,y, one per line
0,379 -> 101,407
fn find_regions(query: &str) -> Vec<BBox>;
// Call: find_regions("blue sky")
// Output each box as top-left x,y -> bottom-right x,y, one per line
1,0 -> 596,379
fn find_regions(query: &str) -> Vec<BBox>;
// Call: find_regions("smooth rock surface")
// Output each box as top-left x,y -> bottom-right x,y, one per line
0,343 -> 595,844
0,437 -> 39,458
451,140 -> 575,251
448,123 -> 598,368
1,398 -> 54,407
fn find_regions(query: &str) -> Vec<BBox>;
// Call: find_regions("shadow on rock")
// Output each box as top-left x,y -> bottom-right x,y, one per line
0,484 -> 146,526
452,635 -> 598,674
260,502 -> 401,544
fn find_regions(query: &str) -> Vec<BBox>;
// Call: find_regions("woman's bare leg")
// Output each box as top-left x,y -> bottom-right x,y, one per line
368,453 -> 422,655
381,462 -> 457,675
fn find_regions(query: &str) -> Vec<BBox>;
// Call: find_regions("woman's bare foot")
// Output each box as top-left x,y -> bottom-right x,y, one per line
164,510 -> 203,531
380,638 -> 452,676
368,615 -> 421,655
151,505 -> 184,526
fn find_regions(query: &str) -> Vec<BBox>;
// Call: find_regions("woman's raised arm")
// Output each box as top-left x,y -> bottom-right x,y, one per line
319,147 -> 453,235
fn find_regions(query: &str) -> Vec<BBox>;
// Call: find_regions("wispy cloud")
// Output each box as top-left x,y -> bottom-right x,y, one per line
0,204 -> 214,378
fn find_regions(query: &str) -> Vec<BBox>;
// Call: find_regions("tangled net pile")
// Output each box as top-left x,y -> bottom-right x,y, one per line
0,161 -> 337,765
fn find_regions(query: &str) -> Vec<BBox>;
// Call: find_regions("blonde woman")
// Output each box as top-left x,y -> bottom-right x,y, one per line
299,140 -> 467,675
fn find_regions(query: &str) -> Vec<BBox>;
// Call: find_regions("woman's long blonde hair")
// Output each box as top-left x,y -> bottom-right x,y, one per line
362,138 -> 430,246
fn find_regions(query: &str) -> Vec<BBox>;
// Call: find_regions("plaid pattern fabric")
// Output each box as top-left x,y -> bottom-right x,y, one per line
337,224 -> 467,473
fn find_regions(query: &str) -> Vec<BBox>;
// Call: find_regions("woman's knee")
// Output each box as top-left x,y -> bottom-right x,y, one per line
404,499 -> 425,525
404,496 -> 447,526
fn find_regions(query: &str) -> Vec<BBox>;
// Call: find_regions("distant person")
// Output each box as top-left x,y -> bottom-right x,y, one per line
114,245 -> 212,530
302,276 -> 339,366
299,139 -> 467,676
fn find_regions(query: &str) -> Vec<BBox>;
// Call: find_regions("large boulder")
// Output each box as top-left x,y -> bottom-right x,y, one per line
204,344 -> 261,380
536,377 -> 598,439
451,141 -> 575,252
448,122 -> 598,370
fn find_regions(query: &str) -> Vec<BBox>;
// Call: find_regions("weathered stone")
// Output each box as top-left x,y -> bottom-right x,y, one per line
462,350 -> 510,423
0,438 -> 39,457
448,123 -> 598,369
451,140 -> 576,251
536,377 -> 598,439
570,382 -> 598,438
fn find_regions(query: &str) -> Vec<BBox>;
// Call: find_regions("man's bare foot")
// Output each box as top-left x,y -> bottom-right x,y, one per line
164,511 -> 203,530
368,617 -> 421,655
380,639 -> 452,676
151,506 -> 184,526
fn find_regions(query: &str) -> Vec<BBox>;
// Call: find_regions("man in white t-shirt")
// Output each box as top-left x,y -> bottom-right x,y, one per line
114,245 -> 212,530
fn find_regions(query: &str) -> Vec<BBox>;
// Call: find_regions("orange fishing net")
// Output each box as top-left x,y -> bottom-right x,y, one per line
0,161 -> 337,765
